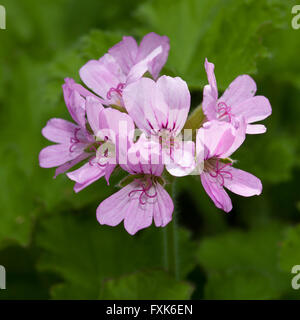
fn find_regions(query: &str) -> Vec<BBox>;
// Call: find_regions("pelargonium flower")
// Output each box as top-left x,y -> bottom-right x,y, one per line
39,31 -> 271,237
97,135 -> 173,235
39,78 -> 95,177
196,120 -> 262,212
79,32 -> 170,107
123,75 -> 195,176
66,97 -> 135,192
203,58 -> 272,134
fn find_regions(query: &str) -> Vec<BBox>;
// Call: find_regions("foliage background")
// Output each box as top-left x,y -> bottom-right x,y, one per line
0,0 -> 300,299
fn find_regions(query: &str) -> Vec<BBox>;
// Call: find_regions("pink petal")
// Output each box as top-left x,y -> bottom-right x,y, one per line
166,141 -> 196,177
202,85 -> 218,120
126,46 -> 162,84
246,124 -> 267,134
42,118 -> 78,144
104,164 -> 116,185
98,107 -> 135,144
123,201 -> 154,235
201,172 -> 233,212
197,121 -> 236,159
54,152 -> 90,178
97,180 -> 173,235
97,183 -> 132,228
156,75 -> 190,134
231,96 -> 272,123
204,58 -> 218,100
219,75 -> 257,107
67,158 -> 107,192
123,77 -> 169,134
137,32 -> 170,79
153,183 -> 174,227
39,144 -> 84,168
86,96 -> 104,135
224,167 -> 262,197
63,79 -> 86,128
221,118 -> 247,158
108,36 -> 139,75
79,54 -> 125,105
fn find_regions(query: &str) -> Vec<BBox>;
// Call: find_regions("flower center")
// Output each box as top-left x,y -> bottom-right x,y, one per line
204,158 -> 233,186
87,140 -> 115,168
158,129 -> 180,154
69,128 -> 81,153
128,176 -> 158,205
106,82 -> 125,100
217,102 -> 233,122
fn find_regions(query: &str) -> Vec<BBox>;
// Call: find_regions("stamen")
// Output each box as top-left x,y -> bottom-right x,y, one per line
106,82 -> 126,100
217,102 -> 233,122
88,145 -> 109,168
128,177 -> 158,205
208,159 -> 233,186
69,128 -> 81,153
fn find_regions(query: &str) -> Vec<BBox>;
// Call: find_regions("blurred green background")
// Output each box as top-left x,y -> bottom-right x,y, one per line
0,0 -> 300,299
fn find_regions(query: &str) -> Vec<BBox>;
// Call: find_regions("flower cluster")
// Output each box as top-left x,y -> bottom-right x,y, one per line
39,33 -> 272,235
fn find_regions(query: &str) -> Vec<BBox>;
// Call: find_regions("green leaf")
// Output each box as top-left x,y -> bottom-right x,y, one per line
279,224 -> 300,272
0,30 -> 125,248
100,270 -> 193,299
137,0 -> 289,89
197,223 -> 291,299
36,213 -> 197,299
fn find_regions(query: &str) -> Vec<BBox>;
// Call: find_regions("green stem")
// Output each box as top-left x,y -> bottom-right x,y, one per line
163,177 -> 179,279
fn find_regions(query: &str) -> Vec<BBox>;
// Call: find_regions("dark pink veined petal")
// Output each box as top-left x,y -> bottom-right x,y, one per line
219,74 -> 257,107
246,124 -> 266,134
79,54 -> 125,105
39,143 -> 85,168
200,172 -> 233,213
136,32 -> 170,80
156,75 -> 190,134
204,58 -> 218,100
97,180 -> 172,235
67,157 -> 107,192
152,183 -> 174,227
126,46 -> 162,84
42,118 -> 79,144
224,167 -> 262,197
231,96 -> 272,124
123,77 -> 169,134
86,96 -> 104,135
108,36 -> 139,75
54,152 -> 90,178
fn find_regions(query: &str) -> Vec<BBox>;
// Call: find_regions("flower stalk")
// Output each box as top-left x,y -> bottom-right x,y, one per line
163,176 -> 179,279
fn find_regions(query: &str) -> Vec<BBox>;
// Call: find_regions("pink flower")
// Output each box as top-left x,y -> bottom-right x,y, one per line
39,78 -> 95,177
79,32 -> 170,107
203,59 -> 272,134
97,135 -> 174,235
197,120 -> 262,212
123,75 -> 195,176
66,97 -> 135,192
